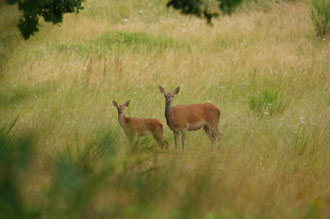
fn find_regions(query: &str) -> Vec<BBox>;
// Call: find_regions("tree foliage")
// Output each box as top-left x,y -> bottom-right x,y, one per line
5,0 -> 243,40
5,0 -> 84,39
167,0 -> 243,24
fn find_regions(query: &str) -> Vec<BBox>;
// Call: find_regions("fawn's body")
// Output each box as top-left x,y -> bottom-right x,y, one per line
113,100 -> 169,150
160,86 -> 222,149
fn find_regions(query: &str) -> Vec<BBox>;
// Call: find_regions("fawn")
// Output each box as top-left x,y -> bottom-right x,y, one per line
113,100 -> 169,150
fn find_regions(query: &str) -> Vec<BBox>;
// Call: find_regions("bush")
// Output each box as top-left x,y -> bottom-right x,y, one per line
0,119 -> 38,219
310,0 -> 330,38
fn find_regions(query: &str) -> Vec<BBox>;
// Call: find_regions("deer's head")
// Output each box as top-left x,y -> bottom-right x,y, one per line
159,86 -> 180,104
113,100 -> 129,115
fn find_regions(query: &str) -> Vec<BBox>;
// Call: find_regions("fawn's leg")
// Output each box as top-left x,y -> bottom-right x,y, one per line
174,131 -> 179,149
129,134 -> 137,150
153,133 -> 169,151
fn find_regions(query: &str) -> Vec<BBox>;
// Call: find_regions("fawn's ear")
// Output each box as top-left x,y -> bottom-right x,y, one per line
123,100 -> 130,107
159,86 -> 166,94
112,100 -> 118,107
173,86 -> 180,95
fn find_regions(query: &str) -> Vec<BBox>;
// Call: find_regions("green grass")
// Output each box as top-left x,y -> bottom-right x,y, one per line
249,89 -> 286,116
95,31 -> 191,52
310,0 -> 330,38
0,0 -> 329,218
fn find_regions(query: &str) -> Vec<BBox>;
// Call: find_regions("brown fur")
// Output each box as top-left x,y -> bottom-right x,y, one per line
159,86 -> 222,149
113,100 -> 169,150
123,117 -> 166,137
171,103 -> 220,130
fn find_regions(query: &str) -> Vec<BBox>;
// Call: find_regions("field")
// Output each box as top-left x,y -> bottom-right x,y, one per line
0,0 -> 329,218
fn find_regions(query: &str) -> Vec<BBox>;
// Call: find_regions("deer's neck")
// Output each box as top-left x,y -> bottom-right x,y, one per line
118,112 -> 128,129
165,101 -> 176,130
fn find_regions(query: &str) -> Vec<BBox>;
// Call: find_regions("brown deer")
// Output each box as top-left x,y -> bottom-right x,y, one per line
113,100 -> 169,150
159,86 -> 222,149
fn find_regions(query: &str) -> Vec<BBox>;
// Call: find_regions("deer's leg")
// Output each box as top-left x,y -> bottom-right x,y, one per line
181,130 -> 187,150
213,128 -> 222,148
203,126 -> 215,146
174,131 -> 179,149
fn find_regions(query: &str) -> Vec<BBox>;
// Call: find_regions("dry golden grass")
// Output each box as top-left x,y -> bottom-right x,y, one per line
0,0 -> 329,218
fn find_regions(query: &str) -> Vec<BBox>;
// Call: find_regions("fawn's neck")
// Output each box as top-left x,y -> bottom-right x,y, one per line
165,101 -> 175,130
118,112 -> 128,129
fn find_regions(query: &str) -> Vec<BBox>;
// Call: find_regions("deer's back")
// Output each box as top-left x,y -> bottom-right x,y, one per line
171,103 -> 220,128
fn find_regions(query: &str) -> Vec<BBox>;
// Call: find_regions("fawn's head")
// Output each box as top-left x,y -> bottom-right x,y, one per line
113,100 -> 129,115
159,86 -> 180,104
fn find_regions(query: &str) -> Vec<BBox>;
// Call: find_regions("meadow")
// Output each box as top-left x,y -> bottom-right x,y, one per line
0,0 -> 329,218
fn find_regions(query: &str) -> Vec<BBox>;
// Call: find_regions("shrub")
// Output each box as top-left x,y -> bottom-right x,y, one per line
310,0 -> 330,38
0,119 -> 38,219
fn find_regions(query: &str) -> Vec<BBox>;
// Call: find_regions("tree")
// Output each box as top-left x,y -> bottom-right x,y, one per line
167,0 -> 243,24
5,0 -> 243,40
5,0 -> 84,39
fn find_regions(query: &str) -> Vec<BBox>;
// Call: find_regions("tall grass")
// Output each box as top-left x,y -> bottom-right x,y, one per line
0,0 -> 329,218
310,0 -> 330,38
249,89 -> 287,116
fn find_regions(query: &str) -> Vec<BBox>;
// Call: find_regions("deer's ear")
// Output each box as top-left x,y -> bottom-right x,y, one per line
173,86 -> 180,95
159,86 -> 166,94
123,100 -> 130,107
113,100 -> 118,107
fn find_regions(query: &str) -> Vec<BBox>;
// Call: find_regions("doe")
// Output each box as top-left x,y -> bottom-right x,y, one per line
113,100 -> 169,150
159,86 -> 222,149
